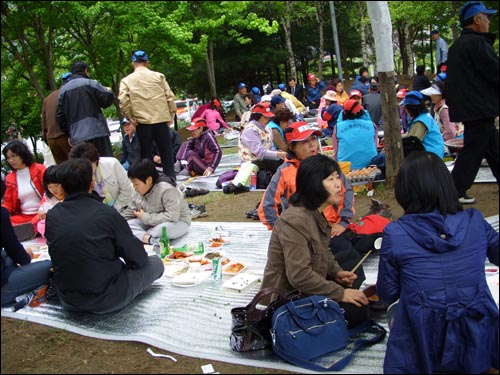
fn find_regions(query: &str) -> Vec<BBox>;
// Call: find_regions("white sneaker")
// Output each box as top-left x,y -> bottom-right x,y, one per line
458,195 -> 476,204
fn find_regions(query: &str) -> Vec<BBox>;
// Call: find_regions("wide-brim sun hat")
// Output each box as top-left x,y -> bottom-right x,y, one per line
323,90 -> 337,102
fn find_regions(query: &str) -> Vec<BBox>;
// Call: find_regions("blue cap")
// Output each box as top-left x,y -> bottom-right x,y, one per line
459,1 -> 497,22
61,72 -> 72,83
278,83 -> 286,91
270,95 -> 286,106
399,91 -> 424,106
251,86 -> 260,95
132,50 -> 149,62
430,29 -> 439,35
435,72 -> 447,82
238,82 -> 246,89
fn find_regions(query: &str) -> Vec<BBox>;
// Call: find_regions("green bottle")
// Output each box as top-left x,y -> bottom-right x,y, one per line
159,226 -> 170,259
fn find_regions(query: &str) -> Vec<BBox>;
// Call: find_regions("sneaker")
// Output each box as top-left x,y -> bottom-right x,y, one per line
245,208 -> 260,220
233,183 -> 249,195
458,194 -> 476,204
191,204 -> 208,219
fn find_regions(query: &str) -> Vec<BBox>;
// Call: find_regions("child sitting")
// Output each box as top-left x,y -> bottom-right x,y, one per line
121,159 -> 192,244
37,165 -> 65,237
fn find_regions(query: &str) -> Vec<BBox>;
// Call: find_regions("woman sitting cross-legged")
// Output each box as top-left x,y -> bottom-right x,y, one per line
122,159 -> 191,244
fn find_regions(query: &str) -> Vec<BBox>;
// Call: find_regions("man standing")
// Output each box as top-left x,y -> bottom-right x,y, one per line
447,1 -> 498,204
233,82 -> 248,122
119,50 -> 177,183
42,72 -> 72,164
46,158 -> 164,314
431,30 -> 449,73
56,61 -> 115,157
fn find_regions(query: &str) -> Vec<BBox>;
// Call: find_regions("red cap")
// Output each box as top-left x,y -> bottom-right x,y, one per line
187,117 -> 207,131
251,102 -> 275,118
285,121 -> 322,143
343,99 -> 364,115
307,73 -> 316,81
348,89 -> 363,99
396,88 -> 408,99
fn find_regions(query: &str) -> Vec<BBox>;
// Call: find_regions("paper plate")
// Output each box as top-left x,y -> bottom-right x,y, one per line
171,272 -> 210,287
222,273 -> 260,291
222,262 -> 246,275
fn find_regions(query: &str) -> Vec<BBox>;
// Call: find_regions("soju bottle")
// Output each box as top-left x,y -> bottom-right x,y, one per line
159,226 -> 170,259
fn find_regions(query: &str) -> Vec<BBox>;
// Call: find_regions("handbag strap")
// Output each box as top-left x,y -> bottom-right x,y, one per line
274,319 -> 386,372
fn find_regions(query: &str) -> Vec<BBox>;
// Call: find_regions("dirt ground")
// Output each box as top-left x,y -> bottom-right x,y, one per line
2,179 -> 498,374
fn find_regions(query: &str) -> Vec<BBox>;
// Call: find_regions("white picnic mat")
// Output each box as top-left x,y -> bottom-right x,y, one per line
446,160 -> 496,183
3,217 -> 498,374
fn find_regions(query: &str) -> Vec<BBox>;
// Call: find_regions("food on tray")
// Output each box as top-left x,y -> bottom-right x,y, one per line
204,251 -> 222,259
345,166 -> 380,182
209,242 -> 223,248
167,251 -> 194,260
221,258 -> 231,266
224,262 -> 245,274
188,257 -> 210,265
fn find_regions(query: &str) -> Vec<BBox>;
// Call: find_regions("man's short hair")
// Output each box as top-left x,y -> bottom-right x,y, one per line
57,158 -> 93,195
127,159 -> 159,184
69,142 -> 100,163
70,61 -> 89,75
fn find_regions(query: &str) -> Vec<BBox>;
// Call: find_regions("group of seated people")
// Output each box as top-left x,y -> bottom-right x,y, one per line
1,140 -> 192,313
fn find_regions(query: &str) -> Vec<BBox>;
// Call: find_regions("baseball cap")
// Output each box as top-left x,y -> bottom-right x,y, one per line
251,87 -> 260,95
323,90 -> 337,102
399,91 -> 424,106
285,122 -> 322,143
238,82 -> 247,89
271,95 -> 286,106
348,89 -> 363,99
260,95 -> 272,102
396,88 -> 409,99
251,102 -> 275,118
343,99 -> 364,116
278,83 -> 286,90
420,84 -> 442,96
122,117 -> 131,125
430,29 -> 439,35
435,72 -> 447,81
132,50 -> 149,62
61,72 -> 72,83
187,118 -> 207,131
307,73 -> 316,81
459,1 -> 497,22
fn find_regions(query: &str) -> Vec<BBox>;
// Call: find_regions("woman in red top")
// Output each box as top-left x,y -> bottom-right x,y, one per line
2,140 -> 45,231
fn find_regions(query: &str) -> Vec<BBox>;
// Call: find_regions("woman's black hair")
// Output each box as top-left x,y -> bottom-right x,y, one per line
127,158 -> 159,185
249,112 -> 263,121
2,140 -> 34,170
42,165 -> 59,199
290,154 -> 341,210
433,80 -> 446,99
395,151 -> 461,215
68,142 -> 100,163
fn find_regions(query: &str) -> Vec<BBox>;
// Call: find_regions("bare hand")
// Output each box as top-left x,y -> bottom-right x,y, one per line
38,211 -> 46,220
153,155 -> 161,164
25,247 -> 35,259
203,167 -> 214,177
330,223 -> 346,237
341,288 -> 369,307
335,271 -> 357,287
134,208 -> 144,220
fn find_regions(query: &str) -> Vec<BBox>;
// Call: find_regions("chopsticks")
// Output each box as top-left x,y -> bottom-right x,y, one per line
350,250 -> 373,273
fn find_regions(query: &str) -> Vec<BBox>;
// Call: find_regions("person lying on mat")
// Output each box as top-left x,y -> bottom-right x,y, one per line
1,177 -> 52,307
260,154 -> 369,328
45,158 -> 164,314
376,151 -> 499,374
176,117 -> 222,177
121,158 -> 191,244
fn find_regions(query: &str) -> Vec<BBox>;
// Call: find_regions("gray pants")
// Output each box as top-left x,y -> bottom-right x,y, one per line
1,250 -> 52,306
127,218 -> 190,242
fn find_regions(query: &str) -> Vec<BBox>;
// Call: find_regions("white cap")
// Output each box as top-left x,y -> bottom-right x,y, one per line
420,84 -> 441,96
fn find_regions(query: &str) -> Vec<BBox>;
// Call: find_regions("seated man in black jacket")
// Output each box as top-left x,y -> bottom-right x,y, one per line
46,158 -> 164,314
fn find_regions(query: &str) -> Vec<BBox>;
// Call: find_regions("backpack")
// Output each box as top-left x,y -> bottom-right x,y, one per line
346,214 -> 391,254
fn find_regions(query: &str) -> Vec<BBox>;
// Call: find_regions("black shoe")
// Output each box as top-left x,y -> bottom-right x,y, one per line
245,208 -> 260,220
233,183 -> 249,195
185,187 -> 209,197
223,183 -> 234,194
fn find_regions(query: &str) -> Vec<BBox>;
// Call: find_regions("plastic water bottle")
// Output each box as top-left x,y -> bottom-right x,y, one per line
11,291 -> 36,312
250,171 -> 257,190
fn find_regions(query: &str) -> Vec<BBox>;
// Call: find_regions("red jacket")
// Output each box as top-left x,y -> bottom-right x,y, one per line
2,163 -> 46,215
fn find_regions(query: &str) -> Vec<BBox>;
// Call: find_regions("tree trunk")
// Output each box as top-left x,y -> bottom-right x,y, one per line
358,2 -> 369,68
282,2 -> 296,80
206,38 -> 217,98
315,2 -> 325,80
451,1 -> 461,42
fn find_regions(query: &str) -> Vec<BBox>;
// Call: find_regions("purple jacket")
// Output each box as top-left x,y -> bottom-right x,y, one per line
177,131 -> 222,171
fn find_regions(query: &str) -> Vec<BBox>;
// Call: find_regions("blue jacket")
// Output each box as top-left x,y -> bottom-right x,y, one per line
335,116 -> 377,170
377,209 -> 499,374
350,78 -> 369,95
408,112 -> 444,158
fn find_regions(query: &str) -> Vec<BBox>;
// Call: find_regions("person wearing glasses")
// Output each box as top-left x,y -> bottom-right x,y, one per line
257,122 -> 364,289
2,141 -> 46,239
446,1 -> 499,205
119,50 -> 178,185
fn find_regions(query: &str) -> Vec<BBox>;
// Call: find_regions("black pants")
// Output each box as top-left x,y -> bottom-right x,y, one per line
136,122 -> 175,179
451,118 -> 499,197
329,232 -> 366,290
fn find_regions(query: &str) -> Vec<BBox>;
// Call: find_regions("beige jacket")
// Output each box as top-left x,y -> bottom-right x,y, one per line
260,205 -> 345,303
119,66 -> 177,124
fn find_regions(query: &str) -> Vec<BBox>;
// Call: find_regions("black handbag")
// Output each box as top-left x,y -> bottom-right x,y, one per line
230,288 -> 301,352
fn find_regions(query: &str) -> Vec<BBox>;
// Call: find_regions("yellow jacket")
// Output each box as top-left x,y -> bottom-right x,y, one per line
119,66 -> 177,124
281,91 -> 306,113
